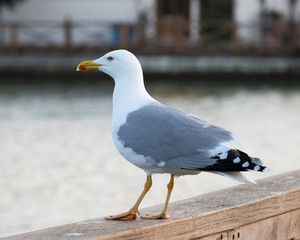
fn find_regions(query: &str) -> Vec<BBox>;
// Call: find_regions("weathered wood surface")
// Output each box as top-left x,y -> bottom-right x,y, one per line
2,170 -> 300,240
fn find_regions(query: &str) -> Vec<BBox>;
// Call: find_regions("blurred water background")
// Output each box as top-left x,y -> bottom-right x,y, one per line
1,0 -> 300,238
0,76 -> 300,237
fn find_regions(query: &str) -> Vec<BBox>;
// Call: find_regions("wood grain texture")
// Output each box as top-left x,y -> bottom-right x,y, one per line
1,170 -> 300,240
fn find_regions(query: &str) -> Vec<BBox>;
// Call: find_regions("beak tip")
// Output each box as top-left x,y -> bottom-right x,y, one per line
76,65 -> 86,71
76,60 -> 99,71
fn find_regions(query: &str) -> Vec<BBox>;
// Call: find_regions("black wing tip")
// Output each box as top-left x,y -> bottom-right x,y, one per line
191,149 -> 270,172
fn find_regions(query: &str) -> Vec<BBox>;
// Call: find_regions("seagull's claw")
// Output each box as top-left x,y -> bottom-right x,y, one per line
142,213 -> 170,220
105,212 -> 138,220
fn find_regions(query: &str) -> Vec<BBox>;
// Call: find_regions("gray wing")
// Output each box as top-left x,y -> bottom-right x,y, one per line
117,103 -> 239,170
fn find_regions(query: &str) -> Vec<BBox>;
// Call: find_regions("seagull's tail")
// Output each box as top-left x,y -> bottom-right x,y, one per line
217,172 -> 257,184
208,149 -> 270,173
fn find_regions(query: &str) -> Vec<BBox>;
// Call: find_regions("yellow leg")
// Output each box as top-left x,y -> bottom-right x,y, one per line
142,174 -> 174,220
105,175 -> 152,220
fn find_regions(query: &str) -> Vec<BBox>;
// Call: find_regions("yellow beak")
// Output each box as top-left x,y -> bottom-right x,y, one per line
76,60 -> 102,71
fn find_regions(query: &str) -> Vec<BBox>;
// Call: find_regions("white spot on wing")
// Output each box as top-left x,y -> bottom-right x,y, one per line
242,161 -> 249,167
233,157 -> 240,163
254,165 -> 260,171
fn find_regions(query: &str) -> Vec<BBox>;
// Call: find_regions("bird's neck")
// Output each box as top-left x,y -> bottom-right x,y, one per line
112,76 -> 156,128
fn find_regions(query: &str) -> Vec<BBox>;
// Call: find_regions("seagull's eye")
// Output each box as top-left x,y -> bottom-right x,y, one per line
107,56 -> 114,61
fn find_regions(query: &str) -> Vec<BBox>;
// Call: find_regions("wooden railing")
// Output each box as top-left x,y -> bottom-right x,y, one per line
1,170 -> 300,240
0,18 -> 299,56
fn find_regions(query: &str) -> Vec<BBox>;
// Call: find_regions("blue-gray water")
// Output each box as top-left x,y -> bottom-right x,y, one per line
0,81 -> 300,237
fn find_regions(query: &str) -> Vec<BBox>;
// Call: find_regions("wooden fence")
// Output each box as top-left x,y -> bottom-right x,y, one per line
1,170 -> 300,240
0,18 -> 299,56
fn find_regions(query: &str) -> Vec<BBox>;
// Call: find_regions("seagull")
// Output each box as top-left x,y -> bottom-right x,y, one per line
76,49 -> 269,220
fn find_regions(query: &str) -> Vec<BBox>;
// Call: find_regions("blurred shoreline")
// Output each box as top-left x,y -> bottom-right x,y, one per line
1,55 -> 299,75
1,55 -> 299,89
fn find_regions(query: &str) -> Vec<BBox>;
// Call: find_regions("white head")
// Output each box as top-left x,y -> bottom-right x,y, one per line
77,49 -> 155,127
77,49 -> 143,83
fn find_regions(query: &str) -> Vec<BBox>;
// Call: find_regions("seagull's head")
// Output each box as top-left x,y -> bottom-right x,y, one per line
76,49 -> 143,81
